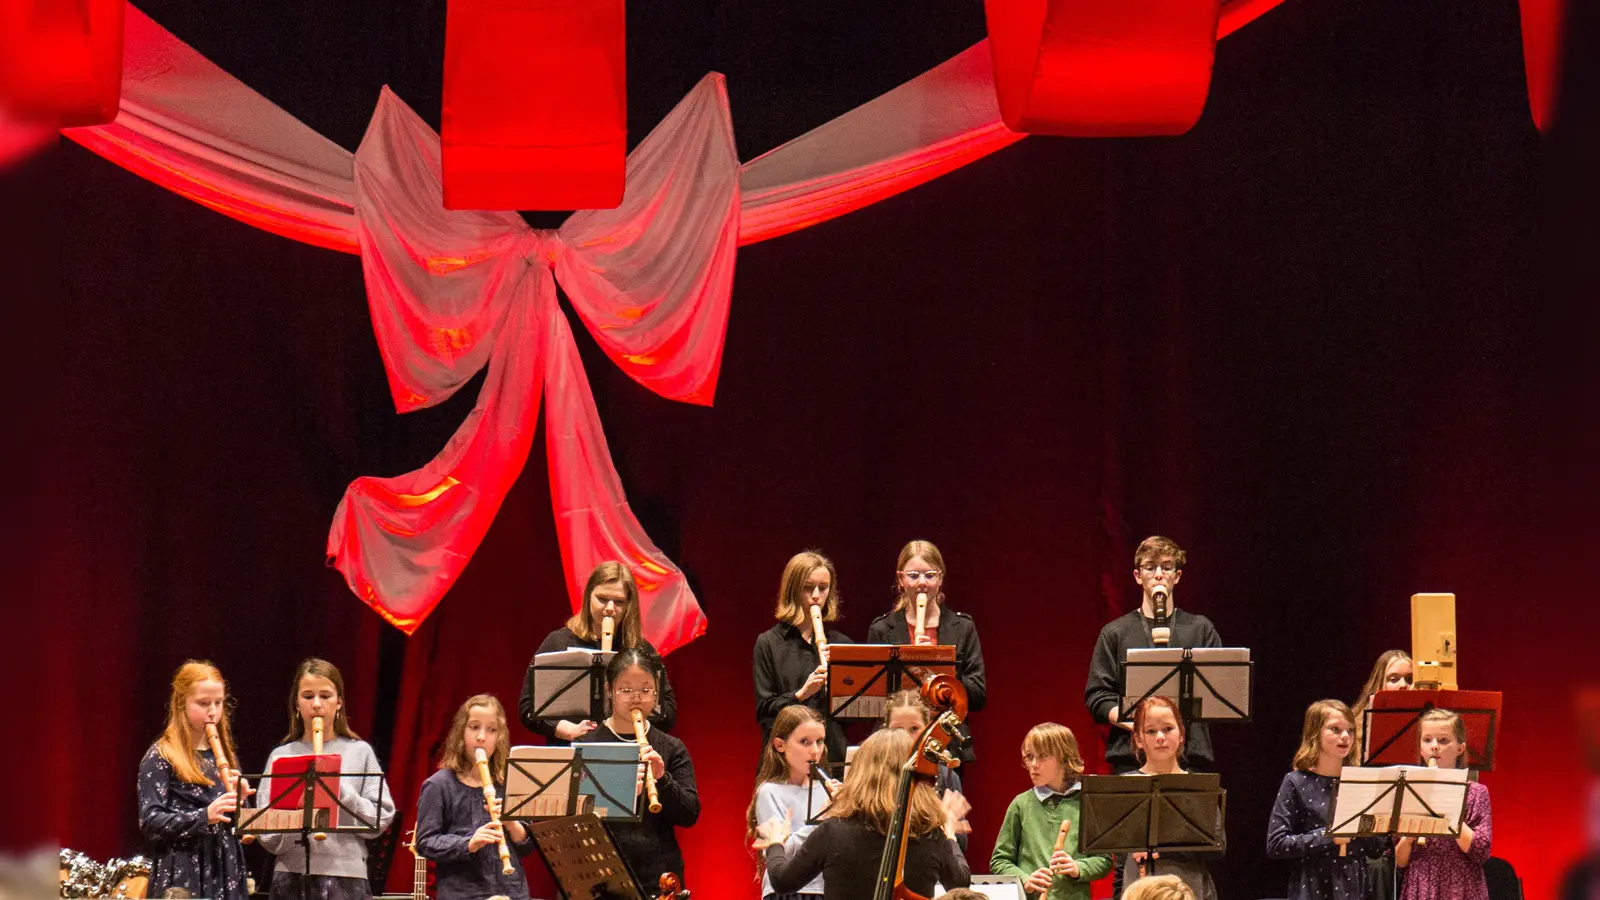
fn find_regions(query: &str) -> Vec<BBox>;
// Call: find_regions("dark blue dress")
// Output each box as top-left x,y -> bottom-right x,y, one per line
1266,770 -> 1386,900
137,743 -> 249,900
415,769 -> 537,900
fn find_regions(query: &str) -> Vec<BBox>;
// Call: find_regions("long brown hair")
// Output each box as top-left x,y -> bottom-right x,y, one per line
773,551 -> 842,627
566,561 -> 644,650
156,660 -> 237,786
827,728 -> 944,836
745,705 -> 828,877
282,658 -> 360,744
1292,699 -> 1358,772
892,540 -> 947,611
437,694 -> 509,780
1131,696 -> 1187,765
1352,649 -> 1410,747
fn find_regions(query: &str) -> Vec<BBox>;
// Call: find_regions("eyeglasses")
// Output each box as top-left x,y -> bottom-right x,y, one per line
1021,753 -> 1053,765
899,570 -> 941,582
616,688 -> 656,700
1138,563 -> 1178,574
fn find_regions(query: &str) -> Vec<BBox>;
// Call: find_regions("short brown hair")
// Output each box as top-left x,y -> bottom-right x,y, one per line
1021,723 -> 1085,785
773,550 -> 841,627
1293,699 -> 1357,772
1134,536 -> 1186,569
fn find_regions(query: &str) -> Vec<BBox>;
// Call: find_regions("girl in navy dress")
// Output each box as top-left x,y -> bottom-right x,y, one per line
416,694 -> 536,900
136,660 -> 249,900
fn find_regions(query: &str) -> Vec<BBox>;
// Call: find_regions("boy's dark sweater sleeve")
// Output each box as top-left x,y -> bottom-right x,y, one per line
1084,624 -> 1122,724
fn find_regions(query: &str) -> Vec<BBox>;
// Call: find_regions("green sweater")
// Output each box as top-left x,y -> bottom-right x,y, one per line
990,788 -> 1114,900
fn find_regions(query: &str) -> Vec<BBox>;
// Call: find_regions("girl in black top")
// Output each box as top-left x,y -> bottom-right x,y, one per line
415,694 -> 536,900
574,649 -> 700,886
752,726 -> 971,900
865,540 -> 986,762
753,550 -> 855,763
519,561 -> 678,742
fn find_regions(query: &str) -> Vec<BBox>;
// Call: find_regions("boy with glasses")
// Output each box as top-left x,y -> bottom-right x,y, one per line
1084,536 -> 1224,774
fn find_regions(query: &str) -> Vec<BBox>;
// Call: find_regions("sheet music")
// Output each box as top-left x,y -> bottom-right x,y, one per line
1123,647 -> 1251,719
1329,765 -> 1469,837
505,743 -> 639,820
529,649 -> 614,720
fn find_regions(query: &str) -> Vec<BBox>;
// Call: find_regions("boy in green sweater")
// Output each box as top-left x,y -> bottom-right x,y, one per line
990,723 -> 1114,899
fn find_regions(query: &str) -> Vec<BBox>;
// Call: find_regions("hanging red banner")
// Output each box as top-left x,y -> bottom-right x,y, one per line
1519,0 -> 1564,133
0,0 -> 123,128
985,0 -> 1222,136
441,0 -> 626,211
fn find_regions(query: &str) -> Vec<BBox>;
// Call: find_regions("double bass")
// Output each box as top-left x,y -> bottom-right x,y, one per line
872,666 -> 969,900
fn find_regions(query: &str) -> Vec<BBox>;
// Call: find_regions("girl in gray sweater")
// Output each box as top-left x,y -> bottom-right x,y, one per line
257,659 -> 395,900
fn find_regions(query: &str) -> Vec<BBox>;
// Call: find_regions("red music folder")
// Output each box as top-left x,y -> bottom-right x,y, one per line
1364,689 -> 1503,770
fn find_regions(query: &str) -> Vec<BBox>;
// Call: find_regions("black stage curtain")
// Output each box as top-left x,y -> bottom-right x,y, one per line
34,0 -> 1595,898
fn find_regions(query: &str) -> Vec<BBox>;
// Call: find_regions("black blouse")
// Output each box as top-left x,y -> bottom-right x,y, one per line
573,723 -> 699,885
518,626 -> 678,742
753,621 -> 855,764
866,607 -> 987,762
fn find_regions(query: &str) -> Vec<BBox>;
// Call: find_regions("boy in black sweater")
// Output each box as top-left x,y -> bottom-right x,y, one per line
1083,535 -> 1224,773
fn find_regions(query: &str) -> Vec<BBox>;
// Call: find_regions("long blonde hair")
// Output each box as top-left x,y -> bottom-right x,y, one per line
437,694 -> 509,780
1352,649 -> 1410,747
566,561 -> 644,650
892,540 -> 947,611
1293,699 -> 1358,772
827,728 -> 944,836
282,658 -> 360,744
773,551 -> 841,627
745,705 -> 829,877
156,660 -> 237,786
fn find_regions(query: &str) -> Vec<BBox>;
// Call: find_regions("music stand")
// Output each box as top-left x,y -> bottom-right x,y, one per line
527,650 -> 616,729
1330,765 -> 1470,841
527,813 -> 648,900
237,761 -> 390,900
1361,689 -> 1502,769
1080,774 -> 1226,876
827,644 -> 956,722
502,744 -> 642,823
803,751 -> 854,825
1119,648 -> 1253,725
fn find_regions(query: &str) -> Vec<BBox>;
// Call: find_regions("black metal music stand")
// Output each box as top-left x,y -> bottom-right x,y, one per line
1118,648 -> 1253,725
527,814 -> 647,900
527,650 -> 616,730
1080,773 -> 1226,876
501,745 -> 643,824
1330,766 -> 1471,841
803,765 -> 843,826
236,763 -> 389,900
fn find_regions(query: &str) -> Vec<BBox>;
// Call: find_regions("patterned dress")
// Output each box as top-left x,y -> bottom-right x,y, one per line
1398,781 -> 1492,900
137,744 -> 249,900
1266,770 -> 1385,900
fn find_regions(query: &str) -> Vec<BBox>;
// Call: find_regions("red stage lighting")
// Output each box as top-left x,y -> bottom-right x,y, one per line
0,0 -> 124,128
442,0 -> 626,211
985,0 -> 1222,136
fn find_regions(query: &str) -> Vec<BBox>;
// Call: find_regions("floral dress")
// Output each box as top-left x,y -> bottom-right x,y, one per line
137,743 -> 249,900
1398,781 -> 1492,900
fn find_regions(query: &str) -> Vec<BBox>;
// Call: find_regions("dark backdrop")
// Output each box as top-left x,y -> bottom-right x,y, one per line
30,0 -> 1596,899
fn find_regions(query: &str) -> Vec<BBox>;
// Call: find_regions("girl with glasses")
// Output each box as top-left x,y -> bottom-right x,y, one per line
866,540 -> 987,764
574,649 -> 700,885
518,561 -> 679,744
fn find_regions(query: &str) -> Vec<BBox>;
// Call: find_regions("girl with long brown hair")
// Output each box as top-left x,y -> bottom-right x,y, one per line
519,561 -> 679,743
256,658 -> 395,900
752,726 -> 970,900
745,705 -> 833,900
754,551 -> 854,764
415,695 -> 535,900
136,661 -> 249,900
1266,700 -> 1386,900
865,540 -> 986,763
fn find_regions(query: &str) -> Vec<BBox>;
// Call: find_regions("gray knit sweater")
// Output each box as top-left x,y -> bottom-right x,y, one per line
255,736 -> 396,879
